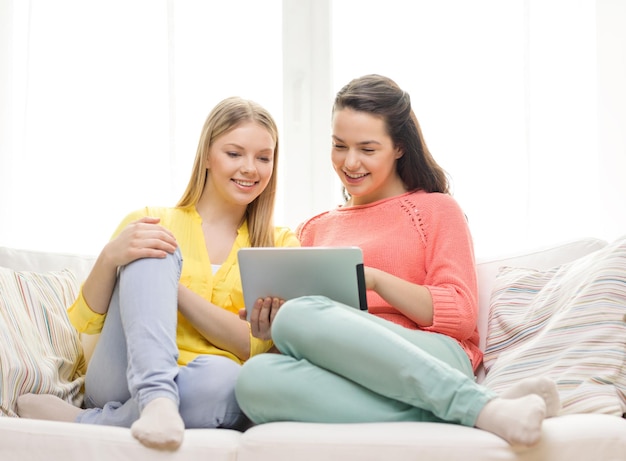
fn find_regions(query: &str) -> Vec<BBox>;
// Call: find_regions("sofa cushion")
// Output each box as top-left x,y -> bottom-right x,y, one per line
482,235 -> 626,416
0,267 -> 86,417
236,415 -> 626,461
0,246 -> 96,283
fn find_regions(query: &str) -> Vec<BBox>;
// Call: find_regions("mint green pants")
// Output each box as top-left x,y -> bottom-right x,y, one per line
235,296 -> 496,426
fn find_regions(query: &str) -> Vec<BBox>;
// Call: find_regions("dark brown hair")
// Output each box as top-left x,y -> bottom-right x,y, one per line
333,74 -> 449,194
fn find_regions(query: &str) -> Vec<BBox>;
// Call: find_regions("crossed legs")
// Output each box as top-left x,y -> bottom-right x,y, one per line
236,296 -> 560,446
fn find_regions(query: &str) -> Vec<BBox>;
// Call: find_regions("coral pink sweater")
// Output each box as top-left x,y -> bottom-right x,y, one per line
297,190 -> 482,371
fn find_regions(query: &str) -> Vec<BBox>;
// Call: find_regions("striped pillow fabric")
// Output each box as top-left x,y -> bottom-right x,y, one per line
482,236 -> 626,416
0,267 -> 86,417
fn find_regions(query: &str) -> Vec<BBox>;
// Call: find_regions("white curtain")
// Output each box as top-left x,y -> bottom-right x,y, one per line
331,0 -> 625,256
0,0 -> 282,254
1,0 -> 624,257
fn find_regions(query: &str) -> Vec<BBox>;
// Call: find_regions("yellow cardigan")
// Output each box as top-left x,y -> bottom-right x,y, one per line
68,205 -> 299,365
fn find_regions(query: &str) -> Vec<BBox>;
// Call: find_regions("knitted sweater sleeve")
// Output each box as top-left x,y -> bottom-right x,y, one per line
419,195 -> 479,342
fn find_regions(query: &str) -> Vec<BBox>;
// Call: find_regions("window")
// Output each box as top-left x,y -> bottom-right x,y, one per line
1,0 -> 624,256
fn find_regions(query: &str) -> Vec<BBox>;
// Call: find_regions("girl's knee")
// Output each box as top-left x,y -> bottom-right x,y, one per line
272,295 -> 332,343
121,247 -> 183,279
272,296 -> 343,354
235,354 -> 273,406
235,354 -> 286,424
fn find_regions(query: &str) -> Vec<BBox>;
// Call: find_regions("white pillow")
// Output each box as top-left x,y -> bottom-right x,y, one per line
0,267 -> 86,417
482,236 -> 626,416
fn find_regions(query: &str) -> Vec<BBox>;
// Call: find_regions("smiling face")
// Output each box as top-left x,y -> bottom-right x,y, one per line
331,108 -> 406,206
204,120 -> 275,208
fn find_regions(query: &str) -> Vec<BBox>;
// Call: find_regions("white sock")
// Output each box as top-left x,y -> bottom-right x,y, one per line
16,393 -> 83,422
130,397 -> 184,451
500,376 -> 561,417
474,394 -> 547,446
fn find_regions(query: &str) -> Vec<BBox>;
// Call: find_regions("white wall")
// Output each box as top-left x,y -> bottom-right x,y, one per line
597,0 -> 626,243
0,0 -> 623,257
326,0 -> 625,256
525,0 -> 600,249
280,0 -> 341,230
0,0 -> 14,243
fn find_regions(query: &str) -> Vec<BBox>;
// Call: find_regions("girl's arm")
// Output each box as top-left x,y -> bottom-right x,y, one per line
364,266 -> 434,327
177,285 -> 252,361
366,195 -> 478,340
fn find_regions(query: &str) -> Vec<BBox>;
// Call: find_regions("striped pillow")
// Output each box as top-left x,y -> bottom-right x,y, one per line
482,236 -> 626,416
0,267 -> 86,417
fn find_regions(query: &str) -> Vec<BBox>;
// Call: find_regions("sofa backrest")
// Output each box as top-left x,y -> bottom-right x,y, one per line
1,239 -> 610,372
0,246 -> 97,282
1,240 -> 610,340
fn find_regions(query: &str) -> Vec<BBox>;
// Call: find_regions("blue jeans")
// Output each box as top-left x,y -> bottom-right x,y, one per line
236,295 -> 496,426
78,249 -> 250,430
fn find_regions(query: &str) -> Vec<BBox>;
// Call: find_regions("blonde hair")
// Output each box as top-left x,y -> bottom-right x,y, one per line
177,97 -> 279,247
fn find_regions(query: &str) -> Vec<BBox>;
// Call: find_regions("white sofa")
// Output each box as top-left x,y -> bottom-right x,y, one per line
1,238 -> 625,461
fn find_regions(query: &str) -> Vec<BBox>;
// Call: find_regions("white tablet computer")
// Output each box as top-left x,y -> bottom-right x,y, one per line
238,246 -> 368,320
